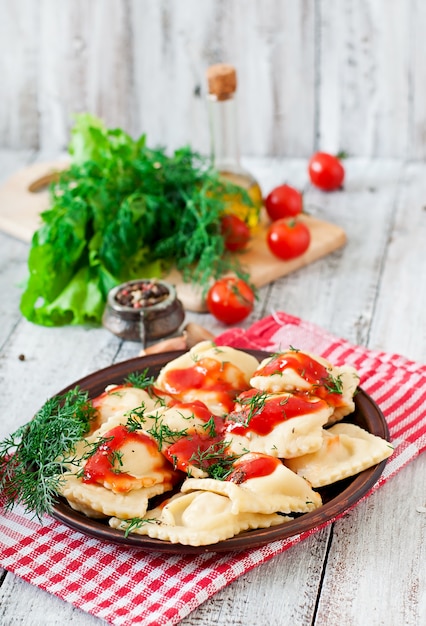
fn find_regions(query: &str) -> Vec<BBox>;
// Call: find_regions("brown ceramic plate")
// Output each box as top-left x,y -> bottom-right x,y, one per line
51,349 -> 391,554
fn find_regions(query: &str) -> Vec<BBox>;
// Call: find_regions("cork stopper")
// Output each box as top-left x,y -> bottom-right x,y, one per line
206,64 -> 237,101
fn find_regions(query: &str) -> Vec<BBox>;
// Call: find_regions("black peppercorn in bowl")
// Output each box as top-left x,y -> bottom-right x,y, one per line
102,279 -> 185,345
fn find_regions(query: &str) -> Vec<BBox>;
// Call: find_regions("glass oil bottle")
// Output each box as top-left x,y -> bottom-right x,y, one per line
206,63 -> 263,229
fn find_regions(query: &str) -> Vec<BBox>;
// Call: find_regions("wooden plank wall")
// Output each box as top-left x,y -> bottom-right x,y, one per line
1,0 -> 426,159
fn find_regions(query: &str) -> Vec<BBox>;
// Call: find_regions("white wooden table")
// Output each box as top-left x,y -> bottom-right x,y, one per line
0,153 -> 425,625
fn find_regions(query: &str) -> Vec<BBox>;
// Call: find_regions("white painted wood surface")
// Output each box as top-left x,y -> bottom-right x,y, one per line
2,0 -> 426,158
0,151 -> 425,625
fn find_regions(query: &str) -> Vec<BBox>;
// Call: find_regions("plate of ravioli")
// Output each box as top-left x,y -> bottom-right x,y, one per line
51,342 -> 394,553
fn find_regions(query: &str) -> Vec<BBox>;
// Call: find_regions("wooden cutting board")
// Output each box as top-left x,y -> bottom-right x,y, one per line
0,160 -> 347,312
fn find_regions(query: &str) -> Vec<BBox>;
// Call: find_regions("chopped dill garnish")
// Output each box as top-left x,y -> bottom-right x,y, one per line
108,450 -> 124,474
79,435 -> 114,462
125,369 -> 155,390
146,413 -> 188,449
228,391 -> 269,427
202,416 -> 218,438
321,373 -> 344,394
108,389 -> 125,397
121,517 -> 158,537
189,439 -> 238,480
126,405 -> 148,432
208,462 -> 234,481
0,387 -> 95,519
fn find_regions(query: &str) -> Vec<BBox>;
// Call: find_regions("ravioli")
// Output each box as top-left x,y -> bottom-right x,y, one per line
59,420 -> 179,518
181,452 -> 322,515
90,384 -> 160,433
109,490 -> 289,546
142,400 -> 219,450
58,473 -> 167,519
284,423 -> 394,487
163,429 -> 229,479
76,421 -> 179,493
133,400 -> 225,478
225,390 -> 333,458
155,341 -> 260,415
250,350 -> 359,424
56,343 -> 391,547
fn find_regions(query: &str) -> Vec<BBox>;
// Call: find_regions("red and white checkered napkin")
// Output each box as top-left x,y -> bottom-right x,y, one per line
1,312 -> 425,626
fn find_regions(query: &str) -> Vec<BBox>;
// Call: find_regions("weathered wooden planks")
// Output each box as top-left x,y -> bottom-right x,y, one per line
2,1 -> 426,159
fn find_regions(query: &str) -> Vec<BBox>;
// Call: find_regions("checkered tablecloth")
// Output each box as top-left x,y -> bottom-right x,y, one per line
1,312 -> 425,625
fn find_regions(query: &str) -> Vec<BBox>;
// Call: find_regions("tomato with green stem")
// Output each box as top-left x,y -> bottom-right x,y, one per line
308,152 -> 345,191
206,277 -> 255,325
266,218 -> 311,260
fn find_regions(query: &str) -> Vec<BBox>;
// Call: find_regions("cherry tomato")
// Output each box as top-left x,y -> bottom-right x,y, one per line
206,277 -> 255,325
264,184 -> 303,221
220,214 -> 250,251
308,152 -> 345,191
266,218 -> 311,260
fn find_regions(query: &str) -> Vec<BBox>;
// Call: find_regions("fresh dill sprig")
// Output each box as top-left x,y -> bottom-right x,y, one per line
146,413 -> 189,450
125,369 -> 155,390
125,405 -> 148,432
121,516 -> 158,537
321,373 -> 344,395
228,391 -> 269,427
78,435 -> 114,462
208,457 -> 239,481
0,387 -> 95,519
189,439 -> 238,480
201,416 -> 218,438
108,450 -> 124,474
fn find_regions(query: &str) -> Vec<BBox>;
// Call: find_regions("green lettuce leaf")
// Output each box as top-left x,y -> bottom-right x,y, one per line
20,113 -> 253,327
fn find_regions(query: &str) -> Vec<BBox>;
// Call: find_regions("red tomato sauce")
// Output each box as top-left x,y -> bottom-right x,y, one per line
165,432 -> 226,474
82,425 -> 161,492
226,454 -> 280,483
171,400 -> 216,423
226,392 -> 328,436
161,357 -> 250,412
164,400 -> 226,440
255,352 -> 344,406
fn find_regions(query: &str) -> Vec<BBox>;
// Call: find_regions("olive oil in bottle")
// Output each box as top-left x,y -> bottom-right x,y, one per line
206,63 -> 262,229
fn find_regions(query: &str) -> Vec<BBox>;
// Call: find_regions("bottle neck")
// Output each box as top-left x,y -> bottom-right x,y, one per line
207,94 -> 241,172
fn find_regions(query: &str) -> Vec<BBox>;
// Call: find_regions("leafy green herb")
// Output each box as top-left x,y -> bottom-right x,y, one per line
228,391 -> 269,427
208,462 -> 235,481
125,406 -> 148,432
321,373 -> 344,395
77,435 -> 114,463
20,113 -> 254,327
125,369 -> 155,390
145,412 -> 189,450
120,517 -> 158,537
108,450 -> 124,474
0,387 -> 95,519
189,439 -> 237,480
201,416 -> 218,438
